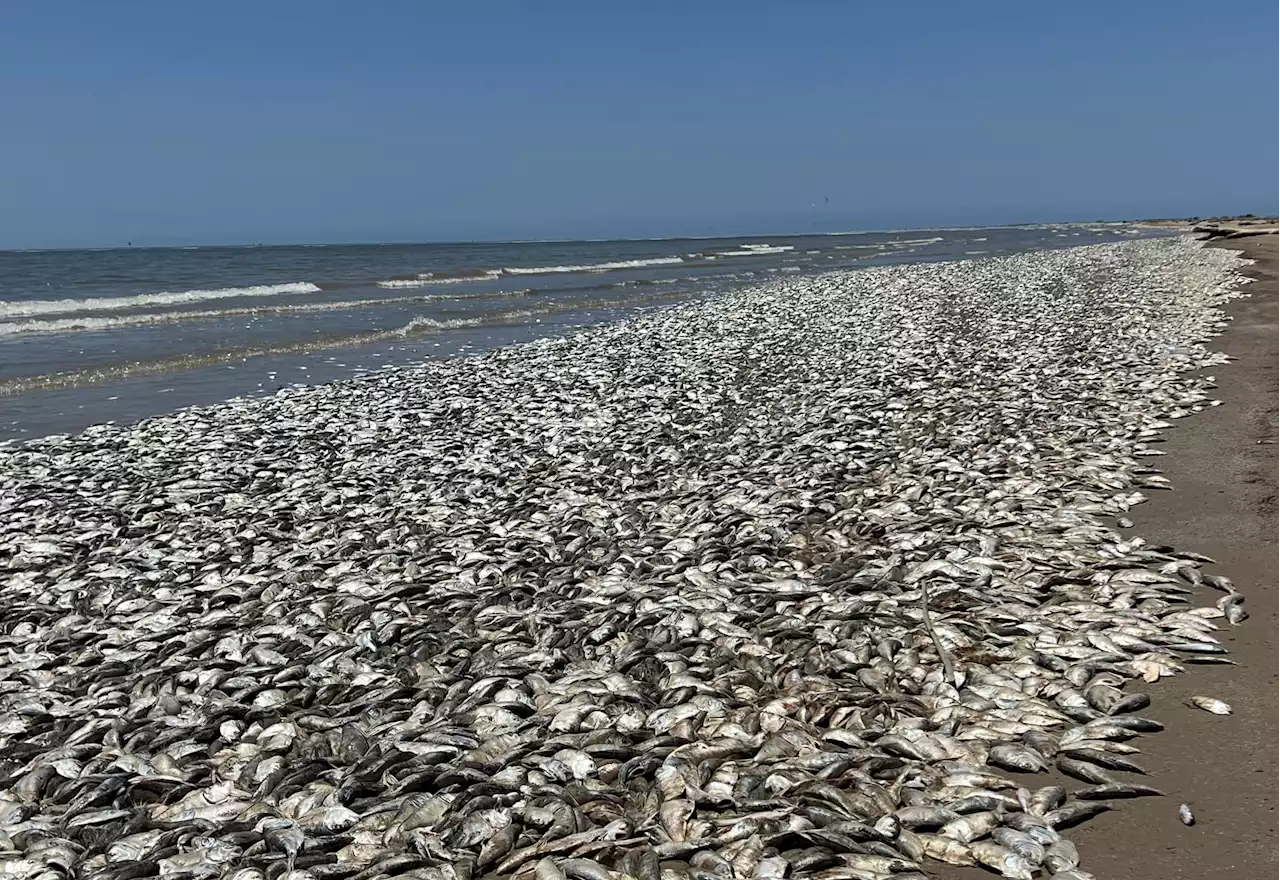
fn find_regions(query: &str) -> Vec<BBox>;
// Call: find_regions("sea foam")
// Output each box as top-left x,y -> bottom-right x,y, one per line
377,271 -> 503,288
0,282 -> 323,318
0,288 -> 540,336
710,246 -> 795,257
501,257 -> 686,274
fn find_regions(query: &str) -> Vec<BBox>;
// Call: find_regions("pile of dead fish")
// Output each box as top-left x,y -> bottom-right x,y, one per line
0,237 -> 1250,880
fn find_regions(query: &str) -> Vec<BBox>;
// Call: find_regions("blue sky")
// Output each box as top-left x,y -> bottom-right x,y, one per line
1,1 -> 1275,247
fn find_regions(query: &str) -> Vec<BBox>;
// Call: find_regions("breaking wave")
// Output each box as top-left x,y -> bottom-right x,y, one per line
374,258 -> 687,286
0,289 -> 538,336
0,282 -> 323,319
501,257 -> 686,275
711,245 -> 796,257
0,288 -> 695,396
377,270 -> 503,288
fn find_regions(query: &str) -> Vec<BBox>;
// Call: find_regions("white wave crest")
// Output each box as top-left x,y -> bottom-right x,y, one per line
0,288 -> 539,337
378,279 -> 445,289
501,257 -> 685,275
377,271 -> 502,288
711,246 -> 795,257
0,282 -> 322,319
0,316 -> 140,335
393,316 -> 452,334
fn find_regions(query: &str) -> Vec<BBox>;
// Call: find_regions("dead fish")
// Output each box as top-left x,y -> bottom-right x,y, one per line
1045,802 -> 1112,829
894,806 -> 960,830
1025,785 -> 1065,817
1043,838 -> 1080,873
1203,574 -> 1236,593
991,827 -> 1045,866
987,744 -> 1047,773
257,819 -> 304,873
919,833 -> 975,866
0,238 -> 1246,880
1217,593 -> 1248,626
1060,749 -> 1146,775
1073,783 -> 1164,800
1103,715 -> 1163,733
938,811 -> 1001,844
1002,813 -> 1060,845
156,841 -> 242,876
969,841 -> 1034,880
752,856 -> 789,880
560,859 -> 615,880
1079,720 -> 1145,742
1018,736 -> 1057,765
1187,696 -> 1232,715
1056,757 -> 1115,785
1179,803 -> 1196,826
298,806 -> 360,834
839,854 -> 920,874
947,792 -> 1015,814
1109,692 -> 1151,714
535,858 -> 567,880
477,822 -> 521,869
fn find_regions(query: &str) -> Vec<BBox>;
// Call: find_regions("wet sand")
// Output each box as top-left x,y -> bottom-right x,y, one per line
1070,234 -> 1278,878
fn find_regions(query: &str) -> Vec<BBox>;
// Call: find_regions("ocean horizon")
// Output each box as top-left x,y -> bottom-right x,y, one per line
0,215 -> 1144,253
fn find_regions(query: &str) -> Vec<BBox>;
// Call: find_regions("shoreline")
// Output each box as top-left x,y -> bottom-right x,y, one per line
0,226 -> 1165,443
0,236 -> 1271,878
1072,234 -> 1278,878
2,226 -> 1162,447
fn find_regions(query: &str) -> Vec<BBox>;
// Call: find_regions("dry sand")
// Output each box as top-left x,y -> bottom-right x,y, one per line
1069,234 -> 1278,879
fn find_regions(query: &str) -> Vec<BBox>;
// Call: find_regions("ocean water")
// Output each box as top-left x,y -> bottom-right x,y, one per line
0,223 -> 1165,441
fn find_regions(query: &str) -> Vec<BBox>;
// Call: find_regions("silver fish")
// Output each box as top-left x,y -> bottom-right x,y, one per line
1187,696 -> 1232,715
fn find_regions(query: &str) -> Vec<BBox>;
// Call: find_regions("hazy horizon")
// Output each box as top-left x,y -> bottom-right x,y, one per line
3,2 -> 1275,250
0,213 -> 1193,253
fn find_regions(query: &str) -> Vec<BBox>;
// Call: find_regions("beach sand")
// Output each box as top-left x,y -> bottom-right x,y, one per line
1068,234 -> 1278,879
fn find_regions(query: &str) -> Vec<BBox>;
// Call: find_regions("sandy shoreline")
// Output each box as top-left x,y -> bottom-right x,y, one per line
0,237 -> 1271,879
1072,234 -> 1278,879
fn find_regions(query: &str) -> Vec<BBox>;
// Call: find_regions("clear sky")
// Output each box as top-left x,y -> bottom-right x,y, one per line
2,1 -> 1276,248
